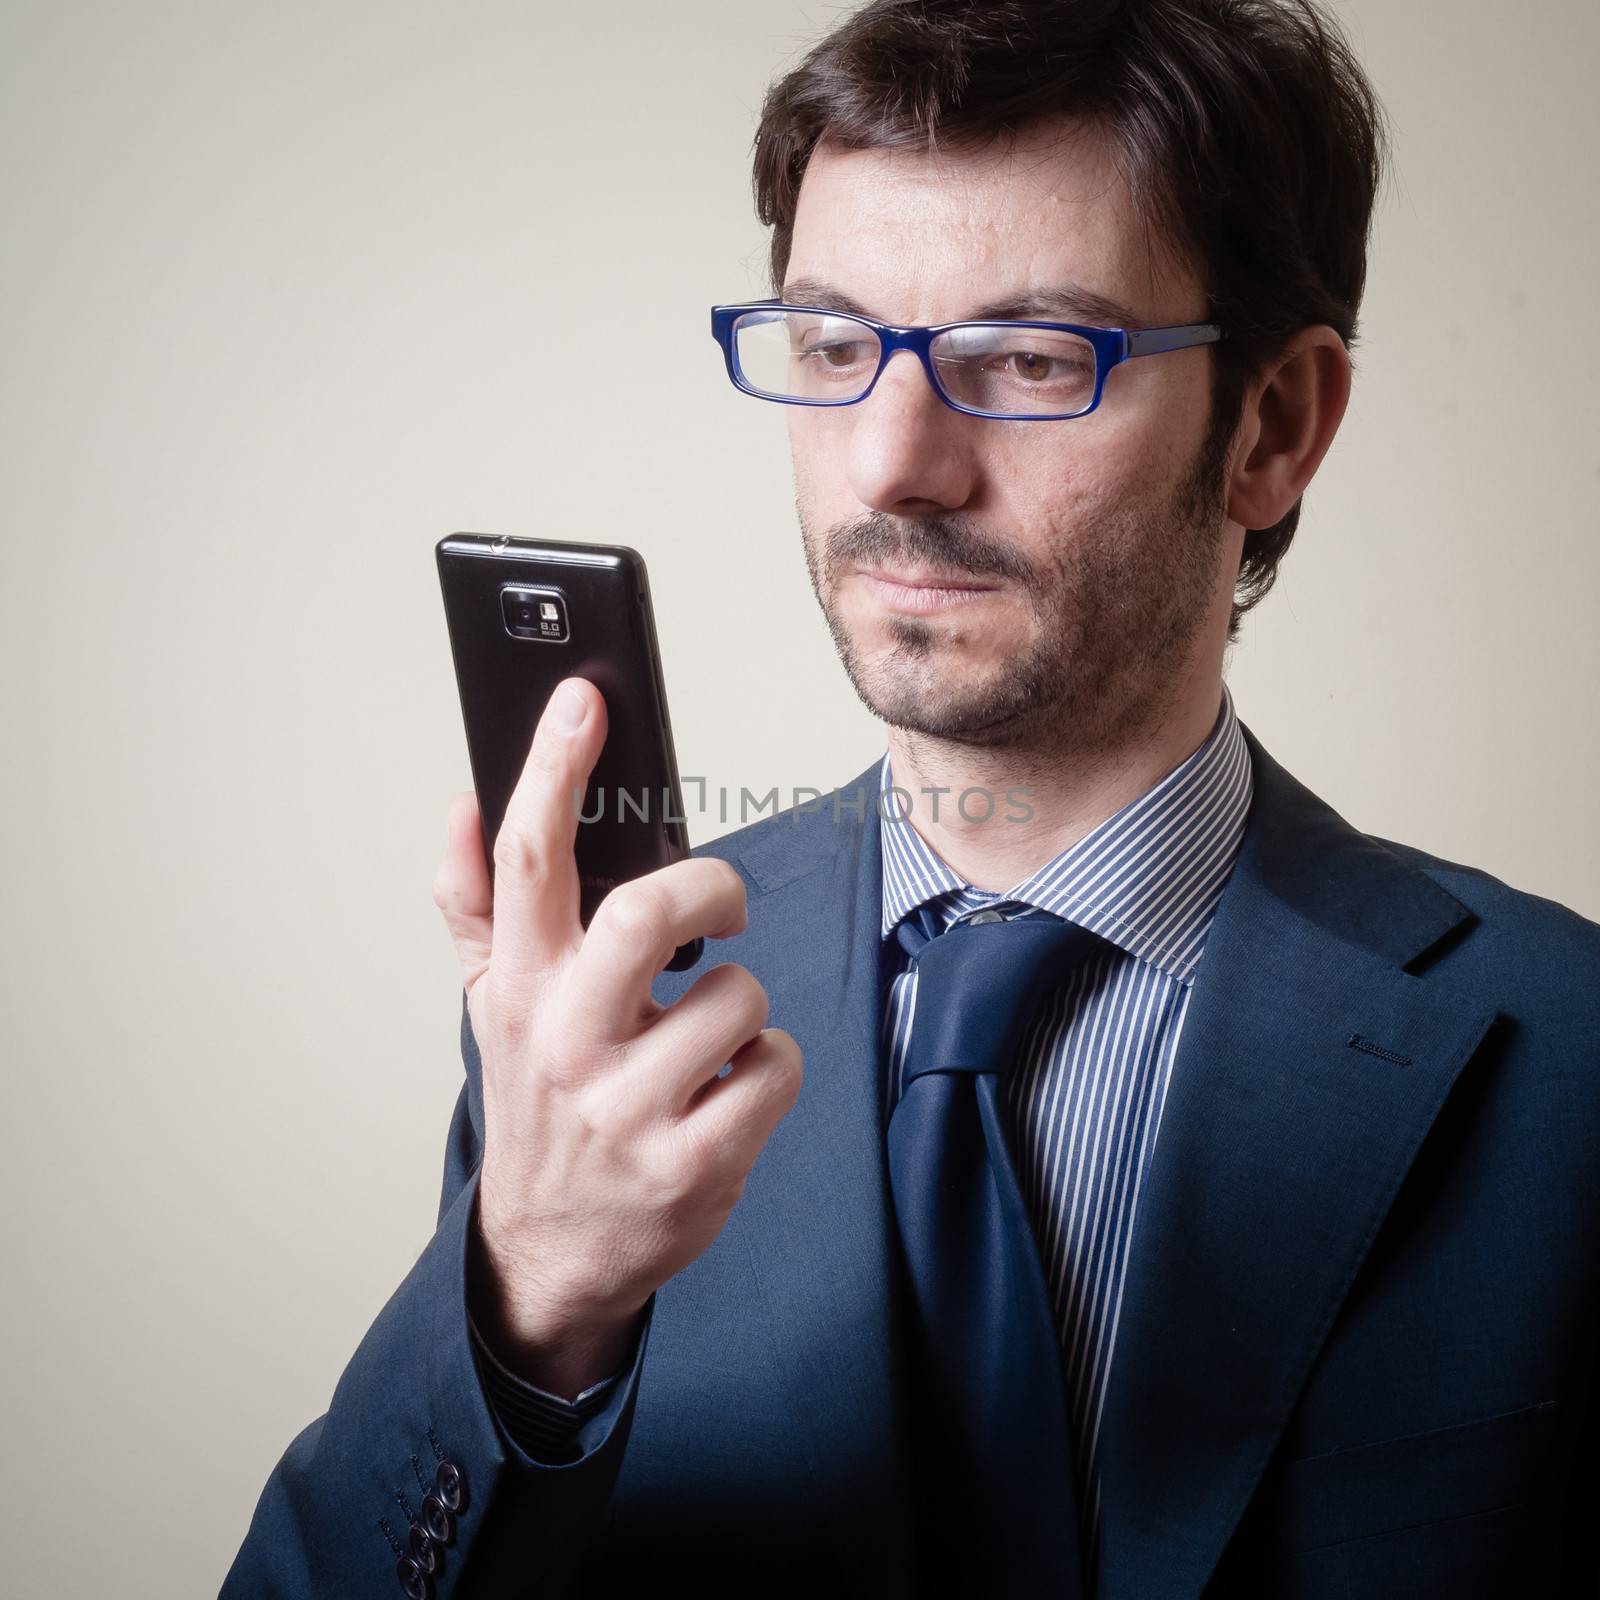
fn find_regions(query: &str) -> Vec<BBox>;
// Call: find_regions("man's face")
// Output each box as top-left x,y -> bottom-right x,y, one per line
784,118 -> 1243,757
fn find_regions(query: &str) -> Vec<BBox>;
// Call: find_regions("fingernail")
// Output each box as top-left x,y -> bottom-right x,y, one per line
551,681 -> 586,732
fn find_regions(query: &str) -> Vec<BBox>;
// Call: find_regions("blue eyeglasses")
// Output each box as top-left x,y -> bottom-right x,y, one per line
710,298 -> 1223,421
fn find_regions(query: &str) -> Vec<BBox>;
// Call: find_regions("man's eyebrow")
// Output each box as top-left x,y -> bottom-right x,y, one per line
778,275 -> 1145,328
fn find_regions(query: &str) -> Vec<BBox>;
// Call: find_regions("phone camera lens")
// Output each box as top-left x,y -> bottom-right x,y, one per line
501,586 -> 566,643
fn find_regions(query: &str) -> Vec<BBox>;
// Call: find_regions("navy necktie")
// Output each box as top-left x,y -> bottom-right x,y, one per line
889,904 -> 1101,1596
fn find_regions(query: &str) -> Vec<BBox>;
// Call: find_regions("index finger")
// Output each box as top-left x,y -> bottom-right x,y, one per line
488,675 -> 608,983
569,856 -> 750,1045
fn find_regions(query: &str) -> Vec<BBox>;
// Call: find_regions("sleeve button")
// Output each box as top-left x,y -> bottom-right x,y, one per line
395,1554 -> 432,1599
407,1523 -> 439,1573
421,1491 -> 454,1545
435,1457 -> 466,1513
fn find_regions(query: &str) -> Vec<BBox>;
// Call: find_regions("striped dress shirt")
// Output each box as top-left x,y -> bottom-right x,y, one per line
472,683 -> 1254,1527
878,680 -> 1252,1571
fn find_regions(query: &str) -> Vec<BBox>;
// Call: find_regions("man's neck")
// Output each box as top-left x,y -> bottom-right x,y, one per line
884,677 -> 1227,893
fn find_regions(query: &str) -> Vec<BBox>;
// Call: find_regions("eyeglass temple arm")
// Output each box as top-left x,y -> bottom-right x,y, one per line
1124,323 -> 1224,358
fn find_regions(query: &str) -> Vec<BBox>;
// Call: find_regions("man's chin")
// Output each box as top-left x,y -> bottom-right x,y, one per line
846,667 -> 1043,743
843,614 -> 1022,669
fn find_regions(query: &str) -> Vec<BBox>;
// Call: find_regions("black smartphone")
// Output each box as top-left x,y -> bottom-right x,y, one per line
436,533 -> 703,973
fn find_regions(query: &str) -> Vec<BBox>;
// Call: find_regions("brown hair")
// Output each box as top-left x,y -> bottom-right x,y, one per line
749,0 -> 1390,643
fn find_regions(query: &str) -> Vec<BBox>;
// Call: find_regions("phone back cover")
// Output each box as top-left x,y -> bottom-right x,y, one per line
437,535 -> 692,929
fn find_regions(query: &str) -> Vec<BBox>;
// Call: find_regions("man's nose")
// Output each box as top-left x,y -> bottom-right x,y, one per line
873,345 -> 947,408
845,347 -> 978,514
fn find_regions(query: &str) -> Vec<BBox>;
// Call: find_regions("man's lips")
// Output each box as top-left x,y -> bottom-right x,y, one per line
854,566 -> 1002,613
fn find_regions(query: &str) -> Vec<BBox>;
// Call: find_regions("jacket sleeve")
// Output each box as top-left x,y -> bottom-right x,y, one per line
219,993 -> 656,1599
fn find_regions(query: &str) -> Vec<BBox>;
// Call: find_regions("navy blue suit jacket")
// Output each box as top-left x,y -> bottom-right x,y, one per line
223,721 -> 1599,1598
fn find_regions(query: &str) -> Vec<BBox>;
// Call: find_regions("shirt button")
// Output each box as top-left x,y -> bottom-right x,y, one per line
968,908 -> 1007,924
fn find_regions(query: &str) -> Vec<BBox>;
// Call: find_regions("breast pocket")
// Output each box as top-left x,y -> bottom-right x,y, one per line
1219,1399 -> 1568,1599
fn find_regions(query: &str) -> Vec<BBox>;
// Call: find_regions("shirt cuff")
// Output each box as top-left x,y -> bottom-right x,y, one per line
467,1308 -> 625,1463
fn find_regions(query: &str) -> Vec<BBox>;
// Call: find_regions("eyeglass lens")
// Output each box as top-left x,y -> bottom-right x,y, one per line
732,308 -> 1099,416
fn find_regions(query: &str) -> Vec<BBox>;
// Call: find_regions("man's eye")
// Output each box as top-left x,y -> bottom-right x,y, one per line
990,349 -> 1087,378
802,341 -> 870,365
1009,351 -> 1055,380
969,347 -> 1093,386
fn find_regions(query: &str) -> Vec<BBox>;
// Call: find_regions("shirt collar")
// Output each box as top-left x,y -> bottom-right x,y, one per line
878,681 -> 1254,987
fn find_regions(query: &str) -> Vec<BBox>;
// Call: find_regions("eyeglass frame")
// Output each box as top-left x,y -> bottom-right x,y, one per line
709,297 -> 1225,421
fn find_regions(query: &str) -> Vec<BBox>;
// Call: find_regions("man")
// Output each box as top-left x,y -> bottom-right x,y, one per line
223,2 -> 1598,1596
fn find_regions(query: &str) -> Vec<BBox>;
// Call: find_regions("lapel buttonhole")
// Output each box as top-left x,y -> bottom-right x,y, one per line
1346,1032 -> 1413,1066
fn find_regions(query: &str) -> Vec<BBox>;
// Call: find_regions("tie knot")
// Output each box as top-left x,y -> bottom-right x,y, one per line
895,899 -> 1032,961
899,909 -> 1101,1087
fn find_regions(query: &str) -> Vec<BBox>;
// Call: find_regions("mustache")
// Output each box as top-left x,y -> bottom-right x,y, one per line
824,514 -> 1038,586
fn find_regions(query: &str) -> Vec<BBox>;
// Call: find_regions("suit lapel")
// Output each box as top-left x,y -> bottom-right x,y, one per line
1091,722 -> 1500,1598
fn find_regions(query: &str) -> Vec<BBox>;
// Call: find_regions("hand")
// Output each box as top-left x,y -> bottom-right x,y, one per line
432,677 -> 803,1395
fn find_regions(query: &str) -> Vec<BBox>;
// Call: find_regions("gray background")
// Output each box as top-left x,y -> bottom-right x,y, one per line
1,1 -> 1595,1593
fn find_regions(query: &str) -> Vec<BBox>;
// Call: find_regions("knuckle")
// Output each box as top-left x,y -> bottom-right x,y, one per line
762,1029 -> 804,1096
731,967 -> 771,1030
694,964 -> 768,1046
782,1042 -> 805,1096
492,824 -> 548,881
671,1119 -> 730,1192
640,1132 -> 693,1211
432,866 -> 475,919
594,882 -> 670,949
713,859 -> 749,913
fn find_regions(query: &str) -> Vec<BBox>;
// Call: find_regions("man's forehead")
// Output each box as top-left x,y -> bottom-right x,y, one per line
804,117 -> 1118,200
788,124 -> 1188,324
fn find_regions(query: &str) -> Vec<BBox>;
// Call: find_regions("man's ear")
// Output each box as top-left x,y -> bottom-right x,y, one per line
1226,326 -> 1352,531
